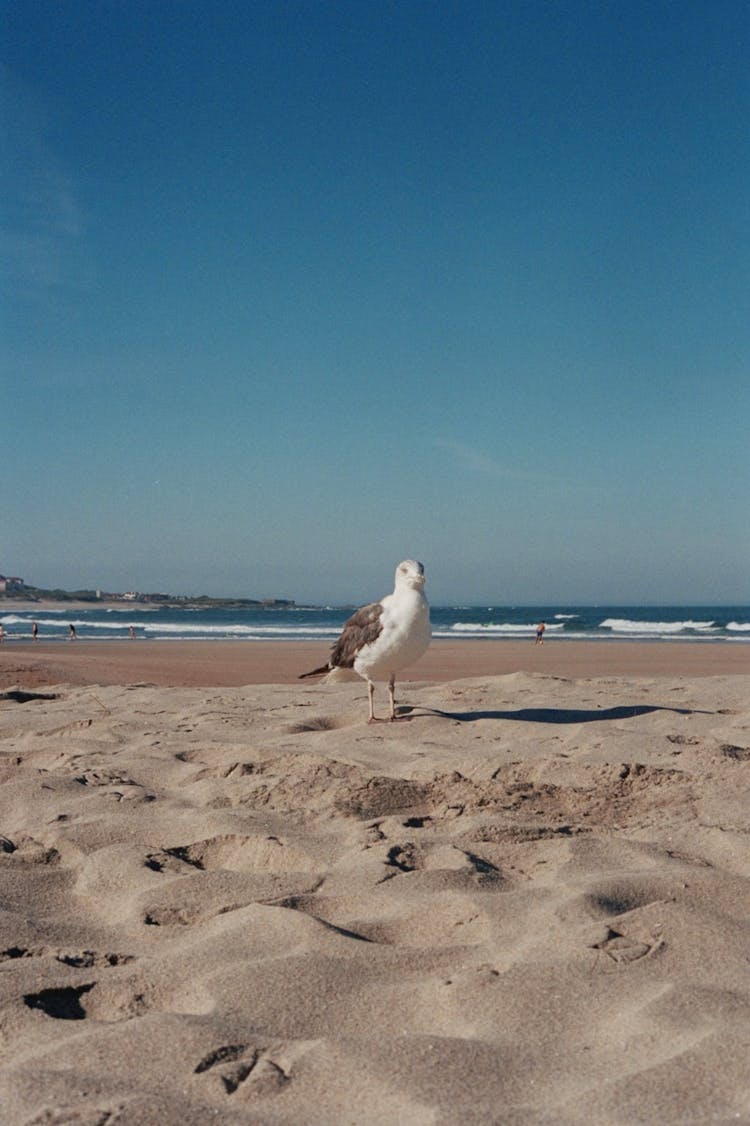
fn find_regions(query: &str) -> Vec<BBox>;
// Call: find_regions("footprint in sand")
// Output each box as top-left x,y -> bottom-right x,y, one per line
142,851 -> 323,927
2,946 -> 133,967
26,1101 -> 125,1125
192,760 -> 257,780
24,970 -> 200,1024
375,837 -> 503,891
576,879 -> 670,969
1,835 -> 61,865
144,905 -> 203,926
284,714 -> 351,734
73,768 -> 139,788
591,926 -> 663,966
23,983 -> 95,1020
146,834 -> 318,874
194,1043 -> 291,1096
720,743 -> 750,761
56,950 -> 135,968
385,842 -> 424,873
24,982 -> 149,1023
144,849 -> 192,873
362,820 -> 387,847
335,776 -> 429,819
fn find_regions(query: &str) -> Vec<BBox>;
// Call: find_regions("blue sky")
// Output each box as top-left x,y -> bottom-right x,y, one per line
3,1 -> 748,605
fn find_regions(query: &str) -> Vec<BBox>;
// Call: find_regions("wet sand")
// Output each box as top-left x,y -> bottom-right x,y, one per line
1,638 -> 748,691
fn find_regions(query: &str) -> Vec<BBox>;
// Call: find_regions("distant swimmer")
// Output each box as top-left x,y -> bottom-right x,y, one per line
69,624 -> 77,640
536,621 -> 546,645
32,621 -> 38,641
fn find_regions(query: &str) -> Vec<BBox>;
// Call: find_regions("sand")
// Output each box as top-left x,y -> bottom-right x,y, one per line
1,641 -> 749,1124
2,638 -> 750,691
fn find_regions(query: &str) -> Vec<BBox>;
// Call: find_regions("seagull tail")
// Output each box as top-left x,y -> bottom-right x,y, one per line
298,664 -> 331,680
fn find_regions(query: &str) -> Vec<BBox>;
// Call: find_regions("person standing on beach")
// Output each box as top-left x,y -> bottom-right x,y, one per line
32,621 -> 38,641
69,624 -> 77,640
129,625 -> 136,640
0,624 -> 4,644
536,621 -> 546,645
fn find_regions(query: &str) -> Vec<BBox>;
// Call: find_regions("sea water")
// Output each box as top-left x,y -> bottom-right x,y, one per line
1,604 -> 749,643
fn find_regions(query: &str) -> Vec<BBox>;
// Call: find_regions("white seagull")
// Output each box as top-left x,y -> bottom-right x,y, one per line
300,560 -> 431,722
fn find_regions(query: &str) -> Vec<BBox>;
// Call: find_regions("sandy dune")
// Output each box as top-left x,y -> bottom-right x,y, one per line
1,655 -> 749,1122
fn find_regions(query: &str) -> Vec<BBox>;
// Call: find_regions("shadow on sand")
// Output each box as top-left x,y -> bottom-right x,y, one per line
398,704 -> 712,725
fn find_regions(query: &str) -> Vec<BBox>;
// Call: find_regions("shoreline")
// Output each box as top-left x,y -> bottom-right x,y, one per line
1,638 -> 748,690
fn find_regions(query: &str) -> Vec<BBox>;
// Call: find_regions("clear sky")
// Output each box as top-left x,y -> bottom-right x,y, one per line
3,1 -> 748,605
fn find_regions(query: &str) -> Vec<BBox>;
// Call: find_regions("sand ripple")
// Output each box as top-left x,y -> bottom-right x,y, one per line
1,672 -> 749,1122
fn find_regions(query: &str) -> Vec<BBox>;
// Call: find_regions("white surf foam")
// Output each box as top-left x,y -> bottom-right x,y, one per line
450,621 -> 564,635
599,619 -> 716,634
139,622 -> 335,636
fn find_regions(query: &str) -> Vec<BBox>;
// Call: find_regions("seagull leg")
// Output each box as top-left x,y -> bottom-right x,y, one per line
367,680 -> 377,723
388,674 -> 396,720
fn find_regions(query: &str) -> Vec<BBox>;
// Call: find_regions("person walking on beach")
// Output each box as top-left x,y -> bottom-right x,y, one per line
32,621 -> 38,642
535,621 -> 546,645
68,624 -> 77,640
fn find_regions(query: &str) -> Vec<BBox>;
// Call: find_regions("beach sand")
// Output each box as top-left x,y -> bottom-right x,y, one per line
1,638 -> 749,691
1,641 -> 749,1123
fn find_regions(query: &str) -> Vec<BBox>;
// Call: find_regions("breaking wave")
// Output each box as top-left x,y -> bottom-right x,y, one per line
450,621 -> 564,635
599,619 -> 716,634
2,605 -> 748,642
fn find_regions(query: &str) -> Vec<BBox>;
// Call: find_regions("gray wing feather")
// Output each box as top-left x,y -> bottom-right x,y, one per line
330,602 -> 384,668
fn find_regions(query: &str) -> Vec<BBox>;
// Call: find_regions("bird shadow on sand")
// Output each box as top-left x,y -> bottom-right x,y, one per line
397,704 -> 714,725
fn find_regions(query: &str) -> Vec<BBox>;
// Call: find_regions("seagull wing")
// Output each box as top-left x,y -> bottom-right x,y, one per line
330,601 -> 384,668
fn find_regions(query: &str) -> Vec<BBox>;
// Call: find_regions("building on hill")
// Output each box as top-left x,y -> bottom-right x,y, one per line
0,575 -> 25,593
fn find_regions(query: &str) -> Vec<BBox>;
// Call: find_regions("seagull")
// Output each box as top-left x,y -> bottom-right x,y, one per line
300,560 -> 431,722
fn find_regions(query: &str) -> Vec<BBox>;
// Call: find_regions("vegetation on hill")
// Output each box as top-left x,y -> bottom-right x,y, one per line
0,585 -> 295,608
0,586 -> 100,603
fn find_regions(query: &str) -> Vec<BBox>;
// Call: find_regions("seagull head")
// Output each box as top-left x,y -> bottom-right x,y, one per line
395,559 -> 426,591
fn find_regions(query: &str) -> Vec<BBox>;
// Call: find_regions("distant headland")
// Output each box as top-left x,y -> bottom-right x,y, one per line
0,573 -> 295,609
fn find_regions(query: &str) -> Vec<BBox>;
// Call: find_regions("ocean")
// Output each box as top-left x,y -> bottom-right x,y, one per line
1,604 -> 749,643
